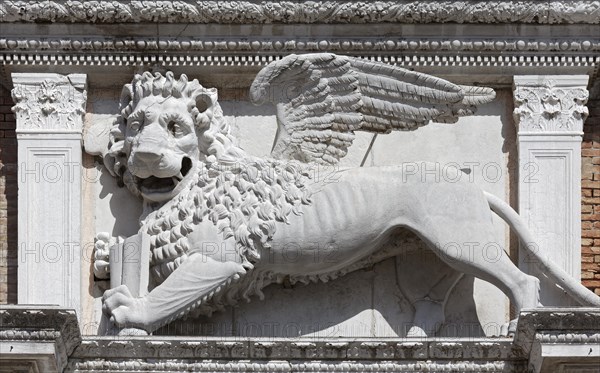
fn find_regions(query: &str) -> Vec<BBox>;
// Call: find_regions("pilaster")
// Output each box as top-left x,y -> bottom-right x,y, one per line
11,73 -> 87,315
513,75 -> 589,304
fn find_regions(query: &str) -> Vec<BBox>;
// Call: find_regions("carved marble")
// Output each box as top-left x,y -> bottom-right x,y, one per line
513,308 -> 600,373
1,1 -> 599,24
514,77 -> 589,133
85,55 -> 600,337
0,306 -> 81,372
513,76 -> 589,305
68,334 -> 524,372
11,73 -> 87,314
2,36 -> 598,54
1,306 -> 596,373
11,74 -> 86,132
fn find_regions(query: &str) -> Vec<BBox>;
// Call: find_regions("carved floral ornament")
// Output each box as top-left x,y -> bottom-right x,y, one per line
11,76 -> 87,131
513,80 -> 589,132
1,0 -> 599,24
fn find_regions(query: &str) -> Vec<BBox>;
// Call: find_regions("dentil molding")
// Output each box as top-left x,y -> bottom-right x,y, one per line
1,1 -> 599,24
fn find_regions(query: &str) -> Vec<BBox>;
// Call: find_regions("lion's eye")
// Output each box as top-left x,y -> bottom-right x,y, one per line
130,121 -> 141,132
168,120 -> 182,137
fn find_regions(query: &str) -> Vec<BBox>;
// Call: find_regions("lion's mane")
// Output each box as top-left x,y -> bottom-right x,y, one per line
144,158 -> 313,285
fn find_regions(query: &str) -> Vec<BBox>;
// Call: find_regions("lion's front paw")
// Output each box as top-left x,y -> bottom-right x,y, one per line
93,232 -> 115,279
102,285 -> 147,329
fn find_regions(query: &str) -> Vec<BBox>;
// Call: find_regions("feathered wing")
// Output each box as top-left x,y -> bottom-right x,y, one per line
249,53 -> 496,165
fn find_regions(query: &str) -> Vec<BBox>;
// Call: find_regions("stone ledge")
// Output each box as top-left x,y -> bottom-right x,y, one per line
514,308 -> 600,373
2,307 -> 598,372
69,337 -> 528,372
0,306 -> 82,373
71,336 -> 520,361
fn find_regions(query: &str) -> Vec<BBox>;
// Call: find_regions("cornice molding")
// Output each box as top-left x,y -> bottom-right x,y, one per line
1,36 -> 598,54
2,53 -> 598,76
0,306 -> 82,372
513,308 -> 600,355
1,1 -> 599,24
1,36 -> 598,78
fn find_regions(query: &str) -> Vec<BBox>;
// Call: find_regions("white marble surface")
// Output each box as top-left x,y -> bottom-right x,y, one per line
12,73 -> 87,317
514,75 -> 589,305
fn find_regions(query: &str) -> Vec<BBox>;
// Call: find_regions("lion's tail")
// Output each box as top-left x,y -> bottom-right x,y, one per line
484,191 -> 600,307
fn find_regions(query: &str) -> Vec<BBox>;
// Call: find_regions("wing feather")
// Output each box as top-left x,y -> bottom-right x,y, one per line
249,53 -> 495,164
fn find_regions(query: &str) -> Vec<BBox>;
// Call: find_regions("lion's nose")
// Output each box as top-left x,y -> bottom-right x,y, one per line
129,151 -> 163,178
134,151 -> 163,165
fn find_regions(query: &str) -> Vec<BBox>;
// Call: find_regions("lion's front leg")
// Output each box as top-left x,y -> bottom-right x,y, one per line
102,252 -> 249,333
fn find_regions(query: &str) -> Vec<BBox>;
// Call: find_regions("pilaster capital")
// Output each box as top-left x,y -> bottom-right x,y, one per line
11,73 -> 87,134
513,75 -> 589,134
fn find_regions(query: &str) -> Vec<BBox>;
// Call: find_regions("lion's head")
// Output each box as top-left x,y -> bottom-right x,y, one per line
105,71 -> 244,204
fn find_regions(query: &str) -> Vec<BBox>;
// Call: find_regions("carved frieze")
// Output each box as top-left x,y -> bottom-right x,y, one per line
513,78 -> 589,133
70,360 -> 527,372
70,337 -> 524,372
11,74 -> 87,132
1,1 -> 598,24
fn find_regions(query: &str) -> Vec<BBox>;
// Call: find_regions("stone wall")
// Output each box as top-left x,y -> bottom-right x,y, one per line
582,80 -> 600,295
0,87 -> 17,304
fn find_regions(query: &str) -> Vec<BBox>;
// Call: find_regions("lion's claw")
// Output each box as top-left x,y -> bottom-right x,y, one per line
102,285 -> 146,329
93,232 -> 117,279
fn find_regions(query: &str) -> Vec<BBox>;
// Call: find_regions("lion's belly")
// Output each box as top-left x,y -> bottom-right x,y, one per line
264,167 -> 420,275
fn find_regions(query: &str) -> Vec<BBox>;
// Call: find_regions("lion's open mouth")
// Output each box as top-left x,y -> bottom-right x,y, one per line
136,157 -> 193,196
138,175 -> 179,194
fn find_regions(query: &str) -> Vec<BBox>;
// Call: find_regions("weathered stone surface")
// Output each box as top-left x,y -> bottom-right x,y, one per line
514,308 -> 600,373
513,75 -> 589,306
2,1 -> 599,24
11,73 -> 87,316
0,306 -> 81,372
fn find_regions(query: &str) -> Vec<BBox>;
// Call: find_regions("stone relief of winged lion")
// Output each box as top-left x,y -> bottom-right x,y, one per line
87,53 -> 600,336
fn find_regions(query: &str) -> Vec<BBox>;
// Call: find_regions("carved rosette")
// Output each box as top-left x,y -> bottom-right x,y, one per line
513,79 -> 589,133
11,74 -> 87,132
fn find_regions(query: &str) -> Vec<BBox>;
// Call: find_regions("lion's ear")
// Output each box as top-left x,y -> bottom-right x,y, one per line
193,91 -> 217,129
194,93 -> 211,114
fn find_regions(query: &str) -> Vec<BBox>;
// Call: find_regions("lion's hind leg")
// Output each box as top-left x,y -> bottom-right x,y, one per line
401,187 -> 540,334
